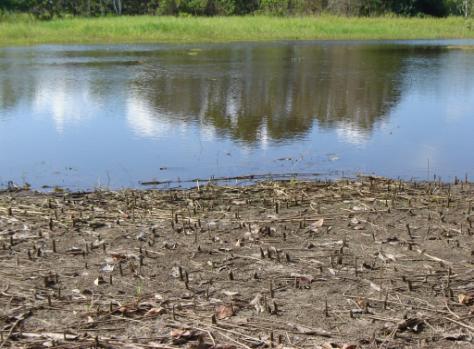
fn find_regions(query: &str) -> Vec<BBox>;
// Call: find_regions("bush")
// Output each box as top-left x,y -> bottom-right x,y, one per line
30,0 -> 62,19
211,0 -> 236,15
259,0 -> 289,15
157,0 -> 178,14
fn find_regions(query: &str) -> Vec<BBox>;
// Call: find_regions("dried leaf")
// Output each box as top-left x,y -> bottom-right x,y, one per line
94,276 -> 106,286
352,205 -> 368,211
290,273 -> 314,285
145,307 -> 165,317
355,297 -> 367,309
458,293 -> 473,305
289,323 -> 331,337
321,343 -> 357,349
250,293 -> 265,313
215,304 -> 235,319
309,218 -> 324,232
66,247 -> 83,255
170,329 -> 198,340
362,279 -> 382,292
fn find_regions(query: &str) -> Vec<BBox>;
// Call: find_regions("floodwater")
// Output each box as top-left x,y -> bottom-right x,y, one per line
1,40 -> 474,189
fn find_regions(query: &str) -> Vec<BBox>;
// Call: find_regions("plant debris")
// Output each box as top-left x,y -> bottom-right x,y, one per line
0,177 -> 473,348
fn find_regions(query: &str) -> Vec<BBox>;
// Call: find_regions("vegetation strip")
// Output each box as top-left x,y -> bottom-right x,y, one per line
1,15 -> 474,46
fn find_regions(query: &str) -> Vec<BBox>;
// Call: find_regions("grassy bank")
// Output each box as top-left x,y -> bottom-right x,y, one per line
1,15 -> 474,46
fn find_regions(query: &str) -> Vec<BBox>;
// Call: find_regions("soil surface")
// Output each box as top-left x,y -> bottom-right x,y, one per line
0,177 -> 473,349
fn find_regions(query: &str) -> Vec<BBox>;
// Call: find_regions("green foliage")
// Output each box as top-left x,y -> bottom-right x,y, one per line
259,0 -> 289,15
2,0 -> 473,18
212,0 -> 237,15
260,0 -> 326,15
158,0 -> 239,16
157,0 -> 178,15
29,0 -> 63,20
358,0 -> 385,15
2,15 -> 474,46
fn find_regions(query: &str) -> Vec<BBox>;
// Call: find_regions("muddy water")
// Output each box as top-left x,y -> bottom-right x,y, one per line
0,40 -> 473,189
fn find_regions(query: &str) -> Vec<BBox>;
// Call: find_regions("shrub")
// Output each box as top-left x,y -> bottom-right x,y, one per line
259,0 -> 289,15
157,0 -> 178,15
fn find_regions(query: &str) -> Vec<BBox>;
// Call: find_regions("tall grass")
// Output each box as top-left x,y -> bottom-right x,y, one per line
0,15 -> 473,46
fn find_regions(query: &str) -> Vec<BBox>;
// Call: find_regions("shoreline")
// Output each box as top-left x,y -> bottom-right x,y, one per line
1,15 -> 474,47
3,171 -> 467,194
1,177 -> 473,348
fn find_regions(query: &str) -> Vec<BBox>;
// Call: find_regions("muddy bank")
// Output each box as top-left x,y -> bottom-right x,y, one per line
0,177 -> 473,349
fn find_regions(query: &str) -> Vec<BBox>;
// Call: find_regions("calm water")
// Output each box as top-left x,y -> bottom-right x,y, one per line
1,40 -> 474,189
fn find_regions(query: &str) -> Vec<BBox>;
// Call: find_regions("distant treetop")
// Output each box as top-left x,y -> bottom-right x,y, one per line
1,0 -> 473,20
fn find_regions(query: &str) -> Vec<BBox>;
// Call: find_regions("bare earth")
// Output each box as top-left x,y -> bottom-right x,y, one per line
0,177 -> 473,349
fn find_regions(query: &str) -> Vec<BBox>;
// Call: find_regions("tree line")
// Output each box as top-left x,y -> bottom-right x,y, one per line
1,0 -> 473,19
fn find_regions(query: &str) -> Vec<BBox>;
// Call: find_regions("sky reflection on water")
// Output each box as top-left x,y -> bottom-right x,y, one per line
1,40 -> 474,189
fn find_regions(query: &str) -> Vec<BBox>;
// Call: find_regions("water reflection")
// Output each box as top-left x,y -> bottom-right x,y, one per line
0,43 -> 408,142
128,44 -> 407,144
0,41 -> 473,188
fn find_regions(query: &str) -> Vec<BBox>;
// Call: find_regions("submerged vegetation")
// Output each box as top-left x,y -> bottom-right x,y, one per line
1,15 -> 474,46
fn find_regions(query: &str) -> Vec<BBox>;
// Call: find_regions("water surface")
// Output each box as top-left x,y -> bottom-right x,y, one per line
1,40 -> 474,189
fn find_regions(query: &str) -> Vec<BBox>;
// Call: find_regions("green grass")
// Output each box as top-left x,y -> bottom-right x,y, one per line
1,15 -> 474,46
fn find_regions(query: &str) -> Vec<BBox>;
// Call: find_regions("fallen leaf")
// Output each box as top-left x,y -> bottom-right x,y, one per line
291,273 -> 314,286
170,329 -> 199,340
309,219 -> 324,232
289,323 -> 331,337
222,290 -> 240,297
342,344 -> 358,349
368,281 -> 381,292
66,247 -> 83,255
145,307 -> 166,317
355,297 -> 367,309
215,304 -> 235,319
250,293 -> 265,313
94,276 -> 106,286
458,293 -> 473,305
352,205 -> 367,211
